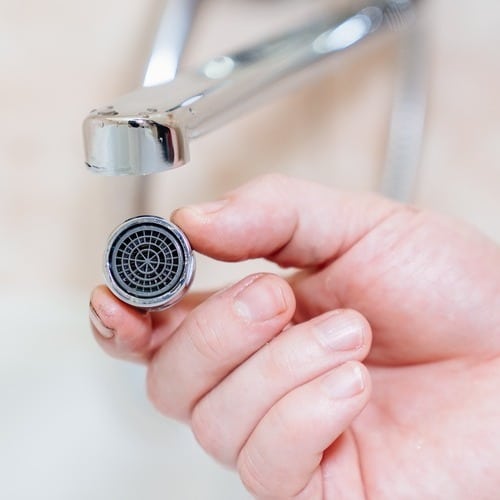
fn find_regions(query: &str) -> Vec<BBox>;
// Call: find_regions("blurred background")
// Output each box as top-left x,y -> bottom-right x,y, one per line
1,0 -> 499,498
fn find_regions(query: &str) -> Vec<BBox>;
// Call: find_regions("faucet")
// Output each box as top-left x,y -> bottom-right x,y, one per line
83,0 -> 422,181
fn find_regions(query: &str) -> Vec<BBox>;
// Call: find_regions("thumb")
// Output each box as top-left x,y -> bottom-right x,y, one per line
171,174 -> 399,268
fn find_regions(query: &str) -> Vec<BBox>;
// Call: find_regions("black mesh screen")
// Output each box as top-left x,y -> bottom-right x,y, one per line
109,222 -> 185,299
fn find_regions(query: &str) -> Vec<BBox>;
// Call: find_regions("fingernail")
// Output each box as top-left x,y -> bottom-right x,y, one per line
187,199 -> 228,215
314,312 -> 364,351
234,276 -> 288,322
324,363 -> 366,399
89,303 -> 115,339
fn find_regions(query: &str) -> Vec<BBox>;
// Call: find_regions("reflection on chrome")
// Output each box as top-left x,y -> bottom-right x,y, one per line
313,8 -> 383,54
143,0 -> 200,86
83,0 -> 420,176
203,56 -> 236,80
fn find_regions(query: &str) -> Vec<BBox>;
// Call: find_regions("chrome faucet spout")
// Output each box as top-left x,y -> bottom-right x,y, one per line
83,0 -> 418,176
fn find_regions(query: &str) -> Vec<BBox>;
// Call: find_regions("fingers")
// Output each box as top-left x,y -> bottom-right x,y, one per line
172,173 -> 398,268
147,273 -> 296,421
191,309 -> 371,465
237,362 -> 371,499
89,286 -> 153,363
89,285 -> 208,363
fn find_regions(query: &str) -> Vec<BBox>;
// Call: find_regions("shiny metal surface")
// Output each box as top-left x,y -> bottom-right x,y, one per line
143,0 -> 200,87
135,0 -> 199,212
104,215 -> 195,310
83,0 -> 418,176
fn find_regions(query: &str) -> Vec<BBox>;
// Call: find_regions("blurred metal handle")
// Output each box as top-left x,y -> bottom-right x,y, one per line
143,0 -> 200,87
380,17 -> 428,202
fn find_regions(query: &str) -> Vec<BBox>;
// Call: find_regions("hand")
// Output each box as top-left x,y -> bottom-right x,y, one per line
89,174 -> 500,499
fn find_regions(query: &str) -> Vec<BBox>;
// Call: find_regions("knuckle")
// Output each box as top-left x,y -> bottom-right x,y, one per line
238,440 -> 302,499
191,397 -> 242,466
237,447 -> 273,498
190,399 -> 223,460
269,402 -> 296,445
145,360 -> 186,420
238,410 -> 310,499
238,446 -> 308,499
188,312 -> 227,364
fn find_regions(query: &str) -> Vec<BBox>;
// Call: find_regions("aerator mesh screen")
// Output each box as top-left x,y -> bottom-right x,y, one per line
108,222 -> 185,299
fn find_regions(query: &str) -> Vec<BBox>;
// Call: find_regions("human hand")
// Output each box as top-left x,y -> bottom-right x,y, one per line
90,175 -> 500,499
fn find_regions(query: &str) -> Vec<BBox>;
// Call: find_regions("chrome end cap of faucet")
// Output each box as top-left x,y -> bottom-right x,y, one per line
83,108 -> 189,176
104,215 -> 195,310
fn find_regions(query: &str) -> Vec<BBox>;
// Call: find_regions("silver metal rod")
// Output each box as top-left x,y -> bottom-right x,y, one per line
380,16 -> 427,202
143,0 -> 200,87
84,0 -> 418,176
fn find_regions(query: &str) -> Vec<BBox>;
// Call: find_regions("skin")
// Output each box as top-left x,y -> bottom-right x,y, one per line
90,174 -> 500,499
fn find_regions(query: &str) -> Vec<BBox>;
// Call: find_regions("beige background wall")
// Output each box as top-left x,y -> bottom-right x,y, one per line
1,1 -> 499,499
